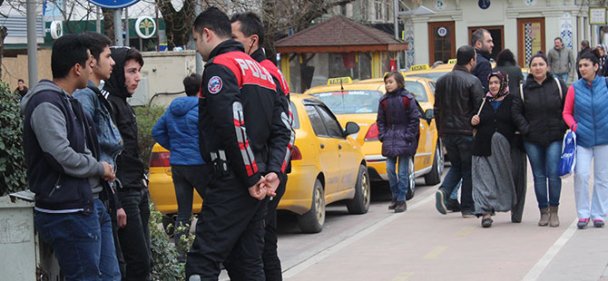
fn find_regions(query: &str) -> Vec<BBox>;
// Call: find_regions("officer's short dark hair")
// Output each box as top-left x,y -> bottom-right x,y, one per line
193,7 -> 232,39
230,12 -> 265,46
17,78 -> 24,83
51,34 -> 89,79
456,45 -> 476,66
183,74 -> 202,96
471,28 -> 488,46
125,47 -> 144,67
554,37 -> 563,43
81,32 -> 112,61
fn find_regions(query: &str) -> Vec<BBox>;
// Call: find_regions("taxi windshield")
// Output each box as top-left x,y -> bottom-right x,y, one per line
311,90 -> 383,114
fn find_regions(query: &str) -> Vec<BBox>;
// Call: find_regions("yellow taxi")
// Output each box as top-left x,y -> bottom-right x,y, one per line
148,95 -> 370,234
304,77 -> 444,200
278,94 -> 370,233
402,63 -> 451,82
148,143 -> 203,215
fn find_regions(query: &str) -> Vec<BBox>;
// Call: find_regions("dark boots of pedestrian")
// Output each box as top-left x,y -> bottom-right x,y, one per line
446,198 -> 461,212
481,214 -> 493,228
538,208 -> 549,226
388,200 -> 396,210
549,206 -> 559,227
394,201 -> 407,213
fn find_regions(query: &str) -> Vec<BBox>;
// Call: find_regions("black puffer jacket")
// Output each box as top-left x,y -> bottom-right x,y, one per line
106,47 -> 146,189
519,73 -> 567,146
434,65 -> 485,136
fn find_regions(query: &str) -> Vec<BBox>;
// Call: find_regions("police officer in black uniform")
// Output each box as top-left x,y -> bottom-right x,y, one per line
186,7 -> 291,281
228,12 -> 295,281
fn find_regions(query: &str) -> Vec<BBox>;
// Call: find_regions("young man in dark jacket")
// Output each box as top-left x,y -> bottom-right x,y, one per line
434,45 -> 485,218
21,34 -> 120,280
74,31 -> 128,272
471,28 -> 494,91
230,12 -> 295,281
106,46 -> 151,281
152,73 -> 210,261
186,7 -> 291,281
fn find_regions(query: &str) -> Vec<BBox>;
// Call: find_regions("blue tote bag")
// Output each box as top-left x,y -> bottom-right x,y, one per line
559,130 -> 576,178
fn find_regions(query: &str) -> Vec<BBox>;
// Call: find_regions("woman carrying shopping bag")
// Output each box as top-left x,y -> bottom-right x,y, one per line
470,71 -> 528,228
377,72 -> 420,213
563,49 -> 608,229
519,53 -> 567,227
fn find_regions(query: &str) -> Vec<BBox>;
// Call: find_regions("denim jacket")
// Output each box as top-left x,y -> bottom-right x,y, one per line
74,81 -> 123,167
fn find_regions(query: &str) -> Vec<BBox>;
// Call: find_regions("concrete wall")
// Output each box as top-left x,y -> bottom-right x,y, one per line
1,49 -> 197,107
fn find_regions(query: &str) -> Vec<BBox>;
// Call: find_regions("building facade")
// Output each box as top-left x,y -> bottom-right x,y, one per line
404,0 -> 602,67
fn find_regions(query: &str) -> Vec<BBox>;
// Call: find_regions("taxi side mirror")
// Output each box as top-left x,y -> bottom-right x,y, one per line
343,121 -> 360,137
424,109 -> 434,123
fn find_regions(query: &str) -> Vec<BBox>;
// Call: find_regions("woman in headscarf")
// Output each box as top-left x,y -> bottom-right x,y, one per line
471,71 -> 528,228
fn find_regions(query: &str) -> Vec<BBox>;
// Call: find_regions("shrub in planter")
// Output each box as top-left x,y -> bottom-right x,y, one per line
134,105 -> 165,167
0,81 -> 27,196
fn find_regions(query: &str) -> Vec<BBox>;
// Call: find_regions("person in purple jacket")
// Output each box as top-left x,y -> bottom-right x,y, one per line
377,72 -> 421,213
152,74 -> 211,261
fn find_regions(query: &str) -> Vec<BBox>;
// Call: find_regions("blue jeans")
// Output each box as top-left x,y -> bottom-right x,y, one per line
35,199 -> 121,281
524,141 -> 562,209
554,72 -> 569,84
386,156 -> 409,202
439,135 -> 473,211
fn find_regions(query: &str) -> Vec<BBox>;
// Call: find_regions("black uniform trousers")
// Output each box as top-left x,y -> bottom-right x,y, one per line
225,174 -> 287,281
186,174 -> 266,281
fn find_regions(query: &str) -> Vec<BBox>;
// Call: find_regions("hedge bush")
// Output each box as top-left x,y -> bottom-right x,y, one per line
0,81 -> 27,196
134,105 -> 165,168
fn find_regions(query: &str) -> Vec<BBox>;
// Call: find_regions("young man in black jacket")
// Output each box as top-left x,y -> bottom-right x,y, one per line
230,12 -> 295,281
21,34 -> 120,280
186,7 -> 291,281
106,46 -> 151,281
434,45 -> 485,218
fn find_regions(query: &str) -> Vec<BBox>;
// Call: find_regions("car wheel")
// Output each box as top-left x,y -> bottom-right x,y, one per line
406,157 -> 416,201
297,179 -> 325,233
346,165 -> 370,214
424,142 -> 444,185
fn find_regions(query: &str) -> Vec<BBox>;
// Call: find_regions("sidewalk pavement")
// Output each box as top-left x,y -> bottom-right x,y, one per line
283,174 -> 608,281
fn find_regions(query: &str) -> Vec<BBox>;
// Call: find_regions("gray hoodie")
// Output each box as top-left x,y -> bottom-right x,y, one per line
21,80 -> 104,202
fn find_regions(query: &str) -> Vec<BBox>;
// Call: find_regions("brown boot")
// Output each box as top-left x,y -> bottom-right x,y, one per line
549,206 -> 560,227
538,208 -> 549,226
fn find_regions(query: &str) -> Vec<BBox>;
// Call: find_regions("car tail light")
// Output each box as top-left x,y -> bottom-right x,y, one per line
291,146 -> 302,160
150,151 -> 170,167
365,123 -> 379,141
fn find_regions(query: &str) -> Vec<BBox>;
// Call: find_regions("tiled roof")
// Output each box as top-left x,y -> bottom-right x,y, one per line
275,16 -> 406,52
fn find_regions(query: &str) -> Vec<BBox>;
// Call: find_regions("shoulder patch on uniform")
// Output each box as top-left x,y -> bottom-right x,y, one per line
208,76 -> 223,94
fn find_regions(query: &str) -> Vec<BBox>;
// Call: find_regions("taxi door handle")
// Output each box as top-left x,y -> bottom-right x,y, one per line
320,144 -> 325,149
338,144 -> 342,150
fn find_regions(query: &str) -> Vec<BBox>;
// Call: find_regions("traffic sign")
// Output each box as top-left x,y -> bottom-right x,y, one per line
89,0 -> 139,9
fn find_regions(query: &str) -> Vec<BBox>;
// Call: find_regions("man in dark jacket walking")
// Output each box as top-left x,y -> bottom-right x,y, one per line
471,28 -> 494,91
152,73 -> 211,261
106,46 -> 152,281
434,45 -> 485,218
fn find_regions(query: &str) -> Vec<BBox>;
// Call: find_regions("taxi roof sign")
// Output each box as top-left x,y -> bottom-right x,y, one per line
447,59 -> 457,64
409,64 -> 430,71
327,77 -> 353,85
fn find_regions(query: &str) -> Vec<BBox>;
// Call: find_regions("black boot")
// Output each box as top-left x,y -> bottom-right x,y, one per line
394,201 -> 407,213
446,198 -> 461,212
